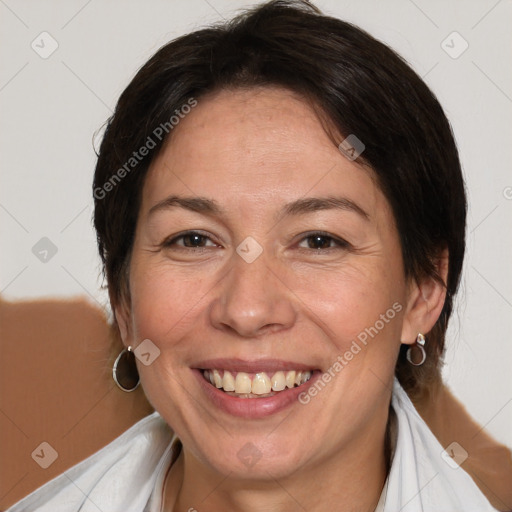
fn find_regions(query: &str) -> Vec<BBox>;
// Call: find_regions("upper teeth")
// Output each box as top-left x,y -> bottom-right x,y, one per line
203,369 -> 312,395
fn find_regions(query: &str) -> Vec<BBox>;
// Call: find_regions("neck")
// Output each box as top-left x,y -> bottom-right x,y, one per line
164,417 -> 390,512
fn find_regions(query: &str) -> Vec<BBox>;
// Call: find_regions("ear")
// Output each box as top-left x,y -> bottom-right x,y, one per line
114,296 -> 133,348
400,248 -> 449,344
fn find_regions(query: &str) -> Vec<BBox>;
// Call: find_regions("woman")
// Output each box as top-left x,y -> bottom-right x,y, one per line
6,1 -> 507,510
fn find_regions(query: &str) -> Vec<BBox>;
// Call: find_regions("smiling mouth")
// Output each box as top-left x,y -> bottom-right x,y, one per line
202,369 -> 314,398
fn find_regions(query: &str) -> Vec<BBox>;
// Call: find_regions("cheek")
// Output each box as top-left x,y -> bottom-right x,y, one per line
128,261 -> 212,347
290,263 -> 403,344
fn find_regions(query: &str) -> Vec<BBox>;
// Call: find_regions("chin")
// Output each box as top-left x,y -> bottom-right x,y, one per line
193,431 -> 314,480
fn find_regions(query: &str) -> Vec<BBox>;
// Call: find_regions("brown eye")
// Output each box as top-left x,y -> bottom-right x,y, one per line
306,235 -> 333,249
182,233 -> 208,247
297,232 -> 350,251
163,231 -> 217,249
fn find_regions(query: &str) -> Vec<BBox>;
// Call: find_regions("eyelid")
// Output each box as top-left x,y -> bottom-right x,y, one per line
162,230 -> 219,248
294,231 -> 351,249
161,230 -> 350,252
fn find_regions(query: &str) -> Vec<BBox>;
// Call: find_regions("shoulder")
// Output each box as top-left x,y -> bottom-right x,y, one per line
0,296 -> 154,509
411,381 -> 512,511
387,380 -> 500,511
6,412 -> 174,511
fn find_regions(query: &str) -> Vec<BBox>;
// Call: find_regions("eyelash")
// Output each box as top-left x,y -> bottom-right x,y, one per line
162,231 -> 218,250
161,230 -> 350,252
296,231 -> 351,251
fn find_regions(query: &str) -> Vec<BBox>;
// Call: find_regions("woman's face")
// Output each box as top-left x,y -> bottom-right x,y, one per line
119,87 -> 413,479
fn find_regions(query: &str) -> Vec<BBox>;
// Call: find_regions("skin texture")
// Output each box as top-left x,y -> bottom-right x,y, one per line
0,91 -> 512,510
115,87 -> 447,511
1,300 -> 511,509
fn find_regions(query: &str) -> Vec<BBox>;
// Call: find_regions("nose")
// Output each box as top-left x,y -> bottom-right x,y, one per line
209,250 -> 297,338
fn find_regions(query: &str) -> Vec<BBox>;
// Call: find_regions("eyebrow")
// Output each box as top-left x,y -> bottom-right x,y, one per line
148,196 -> 224,217
281,196 -> 369,221
148,195 -> 369,221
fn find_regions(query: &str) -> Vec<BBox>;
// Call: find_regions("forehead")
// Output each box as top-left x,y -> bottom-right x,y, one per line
142,87 -> 386,219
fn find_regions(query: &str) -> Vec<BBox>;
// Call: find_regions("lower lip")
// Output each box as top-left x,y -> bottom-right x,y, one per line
192,369 -> 319,419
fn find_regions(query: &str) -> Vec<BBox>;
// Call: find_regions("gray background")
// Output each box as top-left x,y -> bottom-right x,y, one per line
1,0 -> 511,446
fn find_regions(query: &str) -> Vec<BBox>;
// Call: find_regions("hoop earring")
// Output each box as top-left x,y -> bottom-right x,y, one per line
113,346 -> 140,392
406,333 -> 426,366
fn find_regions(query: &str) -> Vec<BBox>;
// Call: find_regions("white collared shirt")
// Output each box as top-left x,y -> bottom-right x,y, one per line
7,379 -> 498,511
